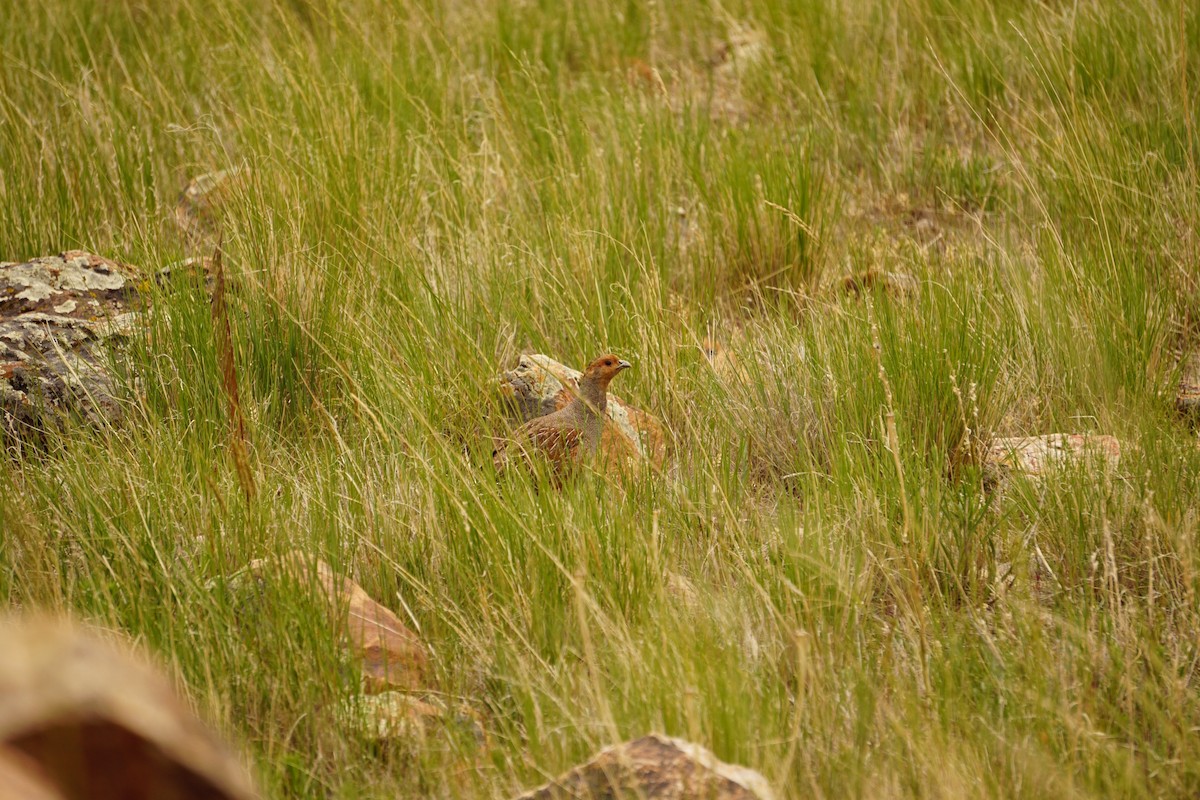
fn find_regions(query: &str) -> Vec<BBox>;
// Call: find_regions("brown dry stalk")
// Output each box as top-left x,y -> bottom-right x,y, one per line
210,238 -> 256,501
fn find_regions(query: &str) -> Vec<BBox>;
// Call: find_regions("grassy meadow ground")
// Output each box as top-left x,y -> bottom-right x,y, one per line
3,0 -> 1200,796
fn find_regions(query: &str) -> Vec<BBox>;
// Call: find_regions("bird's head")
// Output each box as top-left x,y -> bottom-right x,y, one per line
581,354 -> 632,388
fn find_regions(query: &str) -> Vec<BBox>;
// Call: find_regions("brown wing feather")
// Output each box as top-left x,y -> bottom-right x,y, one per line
529,417 -> 583,459
494,412 -> 584,476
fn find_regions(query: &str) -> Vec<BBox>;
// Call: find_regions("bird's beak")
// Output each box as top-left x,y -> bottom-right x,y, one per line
617,360 -> 632,371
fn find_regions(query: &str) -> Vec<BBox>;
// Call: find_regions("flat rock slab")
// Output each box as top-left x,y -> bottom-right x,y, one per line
984,434 -> 1122,481
1,251 -> 142,444
514,734 -> 775,800
0,616 -> 257,800
237,552 -> 430,693
498,354 -> 667,470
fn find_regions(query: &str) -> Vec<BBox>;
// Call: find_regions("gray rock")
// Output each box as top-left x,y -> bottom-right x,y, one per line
1,251 -> 142,446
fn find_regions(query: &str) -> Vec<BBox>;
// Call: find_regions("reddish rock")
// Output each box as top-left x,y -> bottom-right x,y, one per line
0,748 -> 65,800
0,616 -> 257,800
242,552 -> 429,693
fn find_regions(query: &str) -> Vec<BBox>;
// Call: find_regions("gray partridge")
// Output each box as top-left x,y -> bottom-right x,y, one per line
493,354 -> 632,478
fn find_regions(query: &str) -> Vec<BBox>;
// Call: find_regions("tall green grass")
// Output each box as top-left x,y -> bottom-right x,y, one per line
2,0 -> 1199,797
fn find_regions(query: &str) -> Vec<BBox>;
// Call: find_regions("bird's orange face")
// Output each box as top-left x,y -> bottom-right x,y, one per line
582,354 -> 632,385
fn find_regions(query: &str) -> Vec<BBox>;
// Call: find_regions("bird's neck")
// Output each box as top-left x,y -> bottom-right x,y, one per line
567,376 -> 608,421
566,376 -> 609,454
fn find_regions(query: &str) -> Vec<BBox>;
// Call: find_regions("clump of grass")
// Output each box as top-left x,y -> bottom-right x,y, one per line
691,132 -> 827,298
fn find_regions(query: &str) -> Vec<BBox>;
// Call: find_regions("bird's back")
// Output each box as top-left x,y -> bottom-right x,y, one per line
493,405 -> 591,475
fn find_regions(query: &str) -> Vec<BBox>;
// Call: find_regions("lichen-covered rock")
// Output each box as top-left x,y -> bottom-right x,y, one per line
235,552 -> 430,693
1,251 -> 143,445
984,434 -> 1122,482
498,354 -> 667,470
513,734 -> 775,800
0,616 -> 257,800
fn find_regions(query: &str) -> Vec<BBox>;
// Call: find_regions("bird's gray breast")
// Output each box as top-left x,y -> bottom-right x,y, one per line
581,412 -> 605,454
